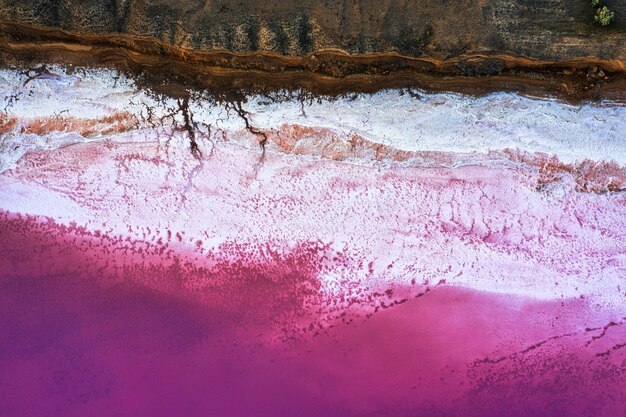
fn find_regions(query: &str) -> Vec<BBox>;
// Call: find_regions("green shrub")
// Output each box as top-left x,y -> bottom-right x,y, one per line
590,0 -> 600,7
594,6 -> 615,26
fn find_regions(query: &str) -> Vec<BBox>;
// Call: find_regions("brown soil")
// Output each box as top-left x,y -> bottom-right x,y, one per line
1,22 -> 625,103
2,0 -> 626,103
1,0 -> 624,60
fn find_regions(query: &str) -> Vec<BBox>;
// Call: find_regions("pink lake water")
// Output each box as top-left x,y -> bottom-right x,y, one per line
0,67 -> 625,416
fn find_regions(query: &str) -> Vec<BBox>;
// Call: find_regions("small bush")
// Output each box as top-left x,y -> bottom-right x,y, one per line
594,6 -> 615,26
590,0 -> 600,7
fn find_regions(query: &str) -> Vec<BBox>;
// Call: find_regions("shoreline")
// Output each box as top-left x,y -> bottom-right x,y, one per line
1,22 -> 625,104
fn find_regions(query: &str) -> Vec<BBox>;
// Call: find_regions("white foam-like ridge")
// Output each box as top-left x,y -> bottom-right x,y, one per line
1,66 -> 625,168
243,90 -> 626,165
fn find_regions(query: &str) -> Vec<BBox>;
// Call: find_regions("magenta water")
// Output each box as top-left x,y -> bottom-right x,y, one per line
0,68 -> 625,416
1,211 -> 624,417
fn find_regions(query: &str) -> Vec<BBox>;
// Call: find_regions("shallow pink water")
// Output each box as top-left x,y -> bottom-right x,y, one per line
1,136 -> 625,416
1,210 -> 624,417
0,74 -> 625,416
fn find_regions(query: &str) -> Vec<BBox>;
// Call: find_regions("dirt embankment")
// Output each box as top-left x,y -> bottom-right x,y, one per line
0,0 -> 625,101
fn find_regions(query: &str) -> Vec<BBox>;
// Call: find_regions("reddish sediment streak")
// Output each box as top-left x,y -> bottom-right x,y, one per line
0,69 -> 625,416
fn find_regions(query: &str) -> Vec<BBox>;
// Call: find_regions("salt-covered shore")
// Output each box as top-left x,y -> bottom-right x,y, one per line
0,66 -> 624,417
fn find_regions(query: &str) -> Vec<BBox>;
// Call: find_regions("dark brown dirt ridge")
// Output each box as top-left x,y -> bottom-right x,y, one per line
0,0 -> 626,102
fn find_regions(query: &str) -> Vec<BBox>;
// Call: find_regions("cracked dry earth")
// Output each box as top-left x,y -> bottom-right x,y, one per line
0,67 -> 625,417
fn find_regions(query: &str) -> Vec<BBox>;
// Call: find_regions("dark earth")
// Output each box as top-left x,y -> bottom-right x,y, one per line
0,1 -> 625,100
